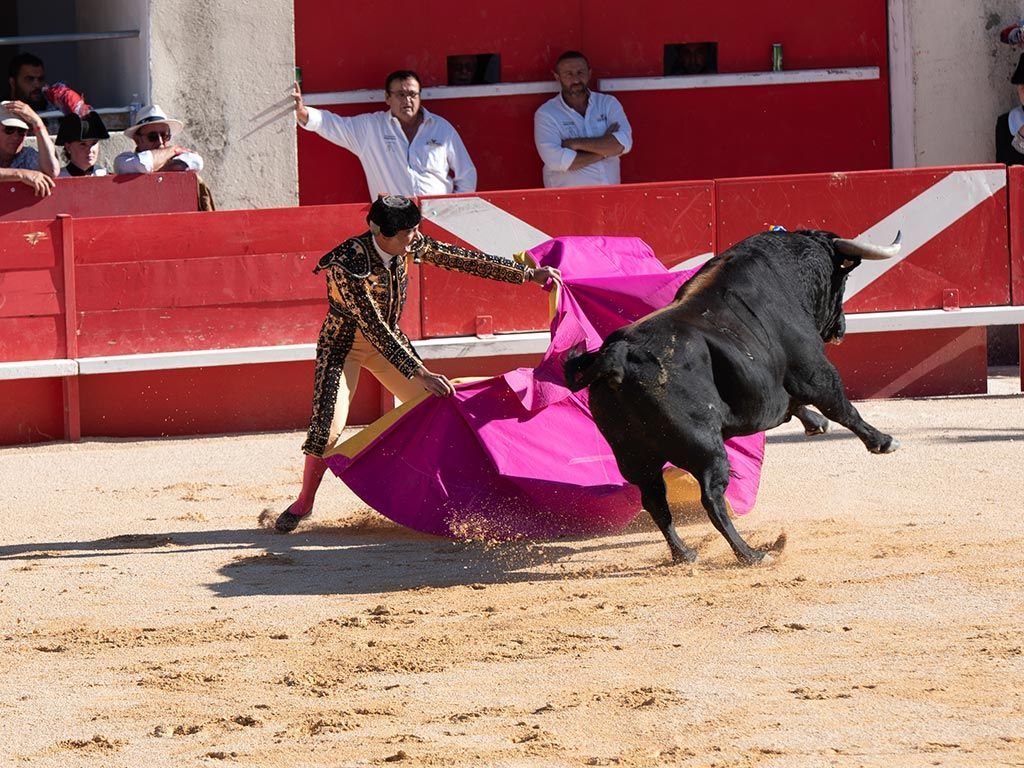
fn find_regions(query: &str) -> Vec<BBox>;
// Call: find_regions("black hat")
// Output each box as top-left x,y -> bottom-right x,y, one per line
367,195 -> 421,236
55,112 -> 110,145
1013,54 -> 1024,85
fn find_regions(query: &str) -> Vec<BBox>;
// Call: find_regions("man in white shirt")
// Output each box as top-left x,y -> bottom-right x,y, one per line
534,51 -> 633,188
114,105 -> 204,175
292,70 -> 477,200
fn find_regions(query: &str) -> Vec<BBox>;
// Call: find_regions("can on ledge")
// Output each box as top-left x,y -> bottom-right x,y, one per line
771,43 -> 783,72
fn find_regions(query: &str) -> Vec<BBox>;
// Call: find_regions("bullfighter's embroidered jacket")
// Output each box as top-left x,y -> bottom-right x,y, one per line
301,231 -> 528,456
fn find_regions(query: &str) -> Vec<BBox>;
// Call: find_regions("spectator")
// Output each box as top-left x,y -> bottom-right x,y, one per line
292,70 -> 476,199
114,104 -> 204,175
534,51 -> 632,188
56,112 -> 110,177
997,54 -> 1024,166
273,195 -> 560,533
0,101 -> 59,196
7,52 -> 47,113
448,54 -> 479,86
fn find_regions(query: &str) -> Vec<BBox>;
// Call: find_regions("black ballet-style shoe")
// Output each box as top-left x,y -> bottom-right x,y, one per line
274,506 -> 307,533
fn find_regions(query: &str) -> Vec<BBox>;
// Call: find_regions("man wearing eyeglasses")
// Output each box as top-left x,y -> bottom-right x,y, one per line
114,104 -> 204,175
0,100 -> 59,197
292,70 -> 477,200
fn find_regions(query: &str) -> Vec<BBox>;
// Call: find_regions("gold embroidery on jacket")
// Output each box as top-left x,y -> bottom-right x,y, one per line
302,231 -> 529,456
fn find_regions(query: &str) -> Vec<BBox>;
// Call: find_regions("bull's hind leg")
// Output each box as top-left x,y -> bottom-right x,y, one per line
636,472 -> 697,564
690,446 -> 773,566
791,362 -> 898,454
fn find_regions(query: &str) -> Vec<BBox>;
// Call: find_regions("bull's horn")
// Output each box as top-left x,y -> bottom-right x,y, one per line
833,230 -> 902,260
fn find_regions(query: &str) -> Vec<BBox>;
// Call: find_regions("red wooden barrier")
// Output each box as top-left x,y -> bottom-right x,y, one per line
0,201 -> 402,444
0,217 -> 64,361
0,173 -> 198,222
1006,165 -> 1024,375
1008,166 -> 1024,306
1,163 -> 1019,446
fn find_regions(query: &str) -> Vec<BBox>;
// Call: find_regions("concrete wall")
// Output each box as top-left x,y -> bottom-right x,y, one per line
900,0 -> 1024,167
140,0 -> 298,209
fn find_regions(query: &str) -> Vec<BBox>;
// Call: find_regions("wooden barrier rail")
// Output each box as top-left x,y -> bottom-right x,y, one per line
1,166 -> 1020,446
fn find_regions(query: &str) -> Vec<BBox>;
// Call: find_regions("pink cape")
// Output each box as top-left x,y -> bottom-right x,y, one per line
325,236 -> 765,539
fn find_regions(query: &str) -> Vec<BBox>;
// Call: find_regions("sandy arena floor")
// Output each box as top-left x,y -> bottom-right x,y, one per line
1,375 -> 1023,767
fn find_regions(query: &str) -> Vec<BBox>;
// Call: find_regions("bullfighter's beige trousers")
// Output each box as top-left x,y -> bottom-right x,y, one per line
321,331 -> 427,457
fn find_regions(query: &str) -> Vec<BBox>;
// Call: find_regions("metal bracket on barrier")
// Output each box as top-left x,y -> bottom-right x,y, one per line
942,289 -> 960,311
474,315 -> 494,338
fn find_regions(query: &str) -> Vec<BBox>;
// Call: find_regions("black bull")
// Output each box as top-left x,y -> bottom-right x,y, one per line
564,229 -> 901,565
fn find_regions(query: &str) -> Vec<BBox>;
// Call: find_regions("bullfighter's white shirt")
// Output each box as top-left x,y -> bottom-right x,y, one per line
534,90 -> 632,189
302,106 -> 477,200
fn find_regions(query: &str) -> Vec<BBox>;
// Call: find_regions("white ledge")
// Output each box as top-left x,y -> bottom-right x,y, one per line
0,359 -> 77,380
304,68 -> 879,107
598,67 -> 880,93
415,332 -> 551,359
304,81 -> 558,107
845,305 -> 1024,334
77,344 -> 316,375
3,306 -> 1020,381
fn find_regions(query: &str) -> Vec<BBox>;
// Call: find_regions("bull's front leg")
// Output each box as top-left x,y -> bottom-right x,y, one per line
792,362 -> 899,454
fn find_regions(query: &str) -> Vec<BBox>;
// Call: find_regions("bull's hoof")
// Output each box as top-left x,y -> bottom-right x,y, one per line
670,546 -> 698,564
802,415 -> 830,436
870,436 -> 900,454
739,533 -> 787,567
740,550 -> 777,567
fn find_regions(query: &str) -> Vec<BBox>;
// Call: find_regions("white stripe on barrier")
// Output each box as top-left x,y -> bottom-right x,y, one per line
670,252 -> 714,271
0,359 -> 77,381
844,168 -> 1007,300
421,197 -> 552,256
4,307 -> 1019,381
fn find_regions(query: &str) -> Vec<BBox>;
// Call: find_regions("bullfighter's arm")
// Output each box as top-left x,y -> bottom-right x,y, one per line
331,267 -> 423,378
412,235 -> 530,284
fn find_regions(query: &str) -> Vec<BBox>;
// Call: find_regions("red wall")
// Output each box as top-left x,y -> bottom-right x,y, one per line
295,0 -> 891,204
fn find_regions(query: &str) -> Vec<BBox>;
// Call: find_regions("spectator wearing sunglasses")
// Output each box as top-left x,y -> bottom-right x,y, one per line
0,100 -> 59,197
114,104 -> 204,175
56,112 -> 110,177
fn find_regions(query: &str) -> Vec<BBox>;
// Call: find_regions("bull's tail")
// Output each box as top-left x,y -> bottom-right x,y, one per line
563,340 -> 629,392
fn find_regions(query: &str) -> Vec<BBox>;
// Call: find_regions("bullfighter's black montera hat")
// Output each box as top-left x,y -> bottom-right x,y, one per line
368,195 -> 422,236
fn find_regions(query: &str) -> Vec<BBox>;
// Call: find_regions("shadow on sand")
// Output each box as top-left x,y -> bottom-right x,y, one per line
0,510 -> 684,596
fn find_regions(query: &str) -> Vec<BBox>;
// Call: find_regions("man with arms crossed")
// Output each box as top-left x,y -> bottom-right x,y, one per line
534,51 -> 633,188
